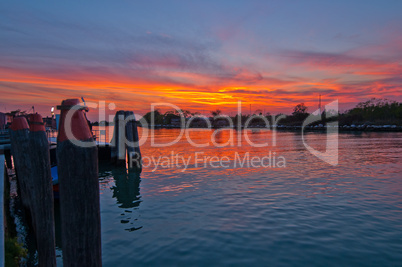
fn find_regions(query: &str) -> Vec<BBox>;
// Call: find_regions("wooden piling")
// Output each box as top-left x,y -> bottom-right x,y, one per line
28,113 -> 56,267
132,112 -> 141,159
125,111 -> 141,170
111,110 -> 141,168
110,112 -> 118,162
10,115 -> 57,266
125,111 -> 135,159
111,110 -> 125,165
9,117 -> 32,209
57,99 -> 101,267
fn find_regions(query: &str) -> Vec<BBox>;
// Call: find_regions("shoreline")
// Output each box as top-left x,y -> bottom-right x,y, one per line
135,125 -> 402,132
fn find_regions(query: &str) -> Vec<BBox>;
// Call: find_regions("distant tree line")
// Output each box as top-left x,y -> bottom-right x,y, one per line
279,98 -> 402,126
89,98 -> 401,127
339,98 -> 402,125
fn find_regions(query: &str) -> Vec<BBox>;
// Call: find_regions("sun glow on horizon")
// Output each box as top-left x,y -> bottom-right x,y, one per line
0,1 -> 401,118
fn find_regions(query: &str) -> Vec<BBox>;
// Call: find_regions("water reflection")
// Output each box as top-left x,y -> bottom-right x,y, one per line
92,128 -> 402,266
109,168 -> 143,232
110,168 -> 141,209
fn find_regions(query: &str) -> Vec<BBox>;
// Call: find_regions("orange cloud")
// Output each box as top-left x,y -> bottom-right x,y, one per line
1,46 -> 401,119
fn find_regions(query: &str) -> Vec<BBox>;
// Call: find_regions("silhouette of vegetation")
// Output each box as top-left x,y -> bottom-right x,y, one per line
292,103 -> 308,115
279,103 -> 310,126
340,98 -> 402,125
210,109 -> 222,117
5,237 -> 27,267
142,109 -> 164,125
137,98 -> 401,129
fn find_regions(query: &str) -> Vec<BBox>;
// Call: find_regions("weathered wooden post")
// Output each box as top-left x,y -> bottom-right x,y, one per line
125,111 -> 135,159
9,117 -> 31,209
28,113 -> 56,266
57,99 -> 102,266
126,111 -> 141,170
111,110 -> 125,165
10,115 -> 57,266
132,112 -> 141,159
111,110 -> 141,168
110,114 -> 117,162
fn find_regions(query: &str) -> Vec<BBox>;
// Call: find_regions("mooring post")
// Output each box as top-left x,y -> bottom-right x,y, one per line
28,113 -> 57,266
110,112 -> 118,162
125,111 -> 135,159
9,117 -> 32,209
132,112 -> 141,160
111,110 -> 125,164
57,99 -> 102,267
126,111 -> 141,170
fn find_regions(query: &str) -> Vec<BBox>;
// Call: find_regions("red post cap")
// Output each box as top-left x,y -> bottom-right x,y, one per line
10,116 -> 29,131
57,99 -> 89,111
57,99 -> 93,142
28,113 -> 46,132
61,98 -> 80,107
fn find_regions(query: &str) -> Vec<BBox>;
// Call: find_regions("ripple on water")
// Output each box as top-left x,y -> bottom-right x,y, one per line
97,130 -> 402,266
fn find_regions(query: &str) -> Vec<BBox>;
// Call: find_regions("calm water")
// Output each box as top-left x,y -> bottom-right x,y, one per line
72,129 -> 402,265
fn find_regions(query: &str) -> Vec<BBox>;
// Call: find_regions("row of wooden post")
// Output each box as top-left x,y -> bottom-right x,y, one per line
9,100 -> 142,266
10,114 -> 56,266
9,99 -> 101,267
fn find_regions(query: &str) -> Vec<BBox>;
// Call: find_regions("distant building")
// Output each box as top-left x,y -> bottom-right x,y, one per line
43,116 -> 57,129
4,110 -> 25,125
0,112 -> 15,129
0,112 -> 5,130
5,113 -> 13,124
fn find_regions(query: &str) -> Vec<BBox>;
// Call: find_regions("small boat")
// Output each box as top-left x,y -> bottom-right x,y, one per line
51,166 -> 59,199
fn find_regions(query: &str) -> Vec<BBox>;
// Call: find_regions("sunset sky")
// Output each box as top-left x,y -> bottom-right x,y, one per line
1,1 -> 402,120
